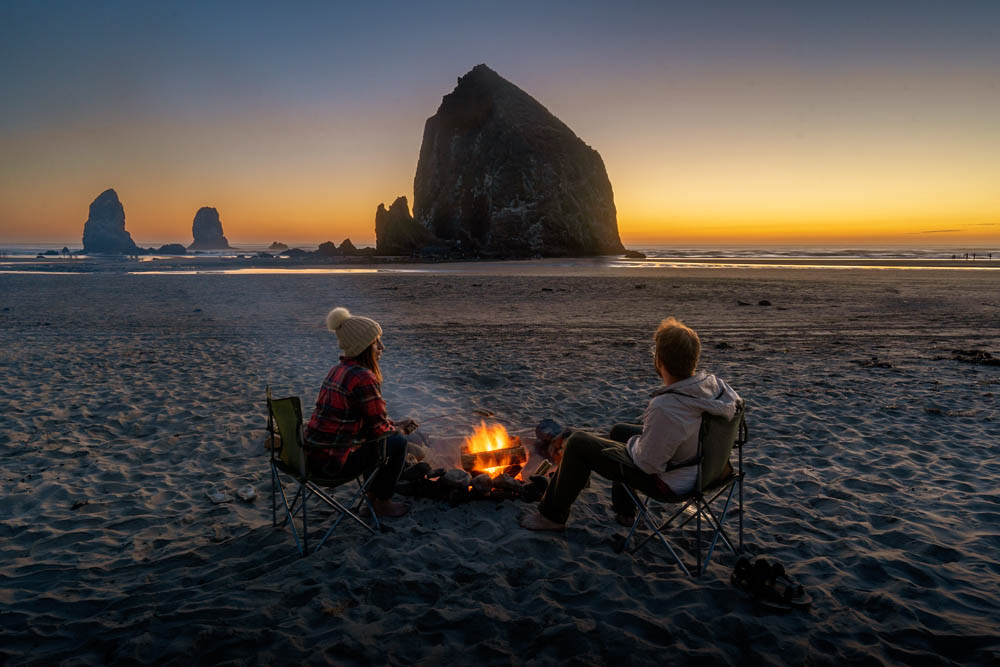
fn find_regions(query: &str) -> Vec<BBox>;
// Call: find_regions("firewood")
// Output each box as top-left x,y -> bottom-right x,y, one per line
460,444 -> 527,471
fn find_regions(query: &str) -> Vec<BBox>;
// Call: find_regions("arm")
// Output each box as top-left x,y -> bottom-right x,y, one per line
626,404 -> 689,475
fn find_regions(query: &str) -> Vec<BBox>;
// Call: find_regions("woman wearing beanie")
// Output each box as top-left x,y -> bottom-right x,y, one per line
304,307 -> 416,517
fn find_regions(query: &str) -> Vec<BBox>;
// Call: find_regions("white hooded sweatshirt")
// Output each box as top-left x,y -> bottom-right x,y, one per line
626,371 -> 741,495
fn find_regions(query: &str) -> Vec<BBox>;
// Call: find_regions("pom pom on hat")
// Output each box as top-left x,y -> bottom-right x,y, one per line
325,306 -> 383,357
327,307 -> 351,331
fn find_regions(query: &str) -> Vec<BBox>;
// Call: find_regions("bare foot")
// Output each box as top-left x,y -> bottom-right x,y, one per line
520,509 -> 565,532
371,498 -> 409,517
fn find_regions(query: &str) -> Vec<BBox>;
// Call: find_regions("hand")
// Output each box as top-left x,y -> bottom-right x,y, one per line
548,435 -> 566,464
547,429 -> 573,464
397,418 -> 419,435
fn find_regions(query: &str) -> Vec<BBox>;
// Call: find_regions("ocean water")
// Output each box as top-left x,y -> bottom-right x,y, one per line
1,242 -> 997,260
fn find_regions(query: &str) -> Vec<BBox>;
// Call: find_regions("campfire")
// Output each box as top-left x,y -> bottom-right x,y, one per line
460,421 -> 527,478
394,420 -> 547,505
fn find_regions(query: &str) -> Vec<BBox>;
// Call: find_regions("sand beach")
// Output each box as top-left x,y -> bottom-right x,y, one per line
1,262 -> 999,665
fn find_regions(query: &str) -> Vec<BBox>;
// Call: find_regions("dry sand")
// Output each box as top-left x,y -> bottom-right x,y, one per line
1,264 -> 998,665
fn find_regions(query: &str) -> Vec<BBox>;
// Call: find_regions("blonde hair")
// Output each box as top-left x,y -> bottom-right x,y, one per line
654,317 -> 700,379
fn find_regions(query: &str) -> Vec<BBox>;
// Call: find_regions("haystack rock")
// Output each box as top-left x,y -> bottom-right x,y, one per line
82,189 -> 140,254
375,196 -> 431,255
188,207 -> 231,250
411,64 -> 624,256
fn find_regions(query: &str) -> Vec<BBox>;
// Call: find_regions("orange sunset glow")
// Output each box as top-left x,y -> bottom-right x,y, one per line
1,4 -> 998,247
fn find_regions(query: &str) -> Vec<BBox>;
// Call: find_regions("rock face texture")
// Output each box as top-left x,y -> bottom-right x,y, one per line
82,189 -> 140,254
189,207 -> 231,250
375,197 -> 432,255
411,65 -> 623,256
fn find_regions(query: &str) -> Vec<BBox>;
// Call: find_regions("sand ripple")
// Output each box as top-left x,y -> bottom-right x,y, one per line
1,271 -> 998,664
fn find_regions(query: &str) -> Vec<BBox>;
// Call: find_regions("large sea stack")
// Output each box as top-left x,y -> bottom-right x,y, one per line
82,189 -> 140,254
410,64 -> 624,256
188,207 -> 231,250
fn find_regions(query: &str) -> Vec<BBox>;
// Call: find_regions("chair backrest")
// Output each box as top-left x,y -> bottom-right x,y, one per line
268,392 -> 307,476
698,400 -> 745,490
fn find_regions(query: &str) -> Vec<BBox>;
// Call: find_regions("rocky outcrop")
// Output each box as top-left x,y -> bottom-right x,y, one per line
316,241 -> 339,257
82,189 -> 140,254
268,241 -> 288,251
375,197 -> 432,255
156,244 -> 187,255
339,238 -> 359,255
412,64 -> 624,257
188,207 -> 231,250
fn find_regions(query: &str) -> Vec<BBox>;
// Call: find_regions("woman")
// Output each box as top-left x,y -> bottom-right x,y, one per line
304,307 -> 416,517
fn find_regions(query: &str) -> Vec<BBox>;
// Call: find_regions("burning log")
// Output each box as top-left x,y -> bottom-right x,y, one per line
460,440 -> 526,472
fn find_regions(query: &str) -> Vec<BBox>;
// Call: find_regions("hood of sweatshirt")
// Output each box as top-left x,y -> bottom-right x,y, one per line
650,371 -> 741,419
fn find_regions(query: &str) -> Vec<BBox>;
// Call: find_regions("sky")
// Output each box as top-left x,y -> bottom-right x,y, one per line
1,0 -> 998,246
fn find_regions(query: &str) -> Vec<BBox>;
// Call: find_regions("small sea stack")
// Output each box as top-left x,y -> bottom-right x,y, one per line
375,196 -> 432,255
81,189 -> 140,254
188,207 -> 231,250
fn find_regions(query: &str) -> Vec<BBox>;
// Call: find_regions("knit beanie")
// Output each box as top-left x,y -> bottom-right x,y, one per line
326,307 -> 383,358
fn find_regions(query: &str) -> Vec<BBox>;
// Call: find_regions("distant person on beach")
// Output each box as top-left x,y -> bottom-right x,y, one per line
304,307 -> 417,517
521,317 -> 741,531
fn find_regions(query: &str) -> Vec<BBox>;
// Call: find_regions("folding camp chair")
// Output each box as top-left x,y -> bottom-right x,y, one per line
266,387 -> 390,556
608,401 -> 747,577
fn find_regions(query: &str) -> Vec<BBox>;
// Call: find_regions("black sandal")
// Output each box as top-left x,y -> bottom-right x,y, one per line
731,557 -> 812,611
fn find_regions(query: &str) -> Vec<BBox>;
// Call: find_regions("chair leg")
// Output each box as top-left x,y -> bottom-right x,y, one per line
738,474 -> 744,554
622,486 -> 692,577
632,499 -> 694,553
701,485 -> 738,574
696,496 -> 702,577
308,481 -> 379,553
271,463 -> 277,527
617,486 -> 644,553
303,485 -> 309,557
274,473 -> 305,557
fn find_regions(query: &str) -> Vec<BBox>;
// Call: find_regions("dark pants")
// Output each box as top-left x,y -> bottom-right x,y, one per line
538,424 -> 665,524
321,433 -> 408,500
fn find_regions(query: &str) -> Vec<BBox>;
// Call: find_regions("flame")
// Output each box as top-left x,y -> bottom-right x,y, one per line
463,421 -> 511,476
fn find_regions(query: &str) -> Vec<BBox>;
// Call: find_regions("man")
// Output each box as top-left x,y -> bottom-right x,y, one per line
521,317 -> 741,531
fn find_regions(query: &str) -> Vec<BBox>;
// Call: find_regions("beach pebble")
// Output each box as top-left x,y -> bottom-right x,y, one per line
401,461 -> 432,482
492,474 -> 521,491
471,473 -> 493,494
528,475 -> 549,491
205,489 -> 230,504
406,443 -> 428,462
441,469 -> 471,488
758,300 -> 772,306
236,485 -> 257,502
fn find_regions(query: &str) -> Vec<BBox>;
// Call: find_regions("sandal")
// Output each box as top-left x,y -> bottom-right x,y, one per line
731,557 -> 812,611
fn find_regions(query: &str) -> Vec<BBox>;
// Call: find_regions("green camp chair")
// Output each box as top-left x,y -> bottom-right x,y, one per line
266,386 -> 390,556
606,401 -> 747,577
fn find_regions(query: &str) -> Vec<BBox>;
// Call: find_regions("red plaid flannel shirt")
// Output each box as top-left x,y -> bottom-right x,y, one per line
304,358 -> 395,470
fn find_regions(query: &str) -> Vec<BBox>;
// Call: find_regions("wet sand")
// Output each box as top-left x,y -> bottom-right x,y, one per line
1,266 -> 998,664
